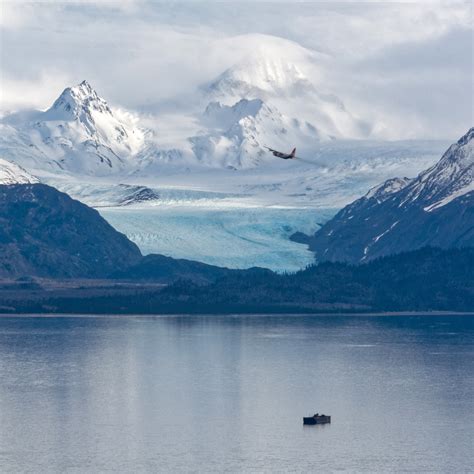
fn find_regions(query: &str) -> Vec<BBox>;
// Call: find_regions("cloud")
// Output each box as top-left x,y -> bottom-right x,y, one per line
0,0 -> 472,139
324,26 -> 473,139
0,71 -> 74,114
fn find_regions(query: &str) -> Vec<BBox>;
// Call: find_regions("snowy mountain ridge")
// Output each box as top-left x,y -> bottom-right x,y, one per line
42,80 -> 146,154
364,177 -> 412,202
44,80 -> 111,122
0,158 -> 39,185
191,98 -> 324,168
191,40 -> 371,168
414,127 -> 474,211
357,128 -> 473,213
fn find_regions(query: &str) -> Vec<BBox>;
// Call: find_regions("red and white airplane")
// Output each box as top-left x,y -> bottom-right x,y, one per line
264,146 -> 299,160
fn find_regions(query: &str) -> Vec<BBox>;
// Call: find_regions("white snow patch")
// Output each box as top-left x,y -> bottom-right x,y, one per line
0,158 -> 39,185
373,221 -> 399,243
424,182 -> 474,211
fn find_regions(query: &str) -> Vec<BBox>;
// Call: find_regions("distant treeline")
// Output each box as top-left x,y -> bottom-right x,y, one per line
1,247 -> 473,314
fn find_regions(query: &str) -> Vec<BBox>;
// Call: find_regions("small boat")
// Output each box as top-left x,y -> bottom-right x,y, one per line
303,413 -> 331,425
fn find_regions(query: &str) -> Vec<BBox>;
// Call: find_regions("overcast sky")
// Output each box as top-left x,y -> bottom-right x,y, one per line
0,0 -> 472,140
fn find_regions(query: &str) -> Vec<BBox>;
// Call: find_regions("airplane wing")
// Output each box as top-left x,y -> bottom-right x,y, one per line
264,145 -> 278,153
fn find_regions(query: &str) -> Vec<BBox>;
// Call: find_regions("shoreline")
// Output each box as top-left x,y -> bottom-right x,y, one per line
1,311 -> 473,318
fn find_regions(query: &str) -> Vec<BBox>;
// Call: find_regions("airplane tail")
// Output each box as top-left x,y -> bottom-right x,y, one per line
290,148 -> 296,158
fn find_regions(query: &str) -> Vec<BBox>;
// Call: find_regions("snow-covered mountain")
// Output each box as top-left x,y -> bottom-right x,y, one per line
302,128 -> 474,262
0,34 -> 449,183
0,158 -> 39,185
408,127 -> 474,211
193,38 -> 372,167
205,44 -> 317,103
190,98 -> 321,168
0,81 -> 147,176
0,36 -> 428,177
0,77 -> 447,214
363,177 -> 412,201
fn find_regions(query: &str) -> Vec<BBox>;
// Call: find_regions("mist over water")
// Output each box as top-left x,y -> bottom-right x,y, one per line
0,315 -> 472,472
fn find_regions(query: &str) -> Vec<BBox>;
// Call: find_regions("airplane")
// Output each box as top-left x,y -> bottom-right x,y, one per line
264,146 -> 299,160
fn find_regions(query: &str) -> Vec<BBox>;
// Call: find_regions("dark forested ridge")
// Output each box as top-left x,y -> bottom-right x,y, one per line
156,247 -> 473,312
2,247 -> 472,314
0,183 -> 141,278
111,254 -> 271,284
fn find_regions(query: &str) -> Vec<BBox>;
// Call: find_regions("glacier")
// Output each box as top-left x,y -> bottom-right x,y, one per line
100,206 -> 335,272
41,137 -> 448,271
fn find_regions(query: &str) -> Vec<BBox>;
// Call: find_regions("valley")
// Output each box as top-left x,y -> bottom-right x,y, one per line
0,38 -> 468,271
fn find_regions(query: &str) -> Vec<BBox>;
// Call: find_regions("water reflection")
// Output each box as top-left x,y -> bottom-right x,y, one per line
0,315 -> 472,472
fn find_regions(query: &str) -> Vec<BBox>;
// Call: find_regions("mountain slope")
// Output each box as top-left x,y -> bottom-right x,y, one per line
0,183 -> 142,278
303,128 -> 474,262
0,158 -> 39,185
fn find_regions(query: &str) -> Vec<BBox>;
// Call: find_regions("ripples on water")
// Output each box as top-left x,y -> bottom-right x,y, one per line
0,315 -> 472,472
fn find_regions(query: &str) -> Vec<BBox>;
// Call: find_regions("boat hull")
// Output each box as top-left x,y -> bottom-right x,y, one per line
303,415 -> 331,425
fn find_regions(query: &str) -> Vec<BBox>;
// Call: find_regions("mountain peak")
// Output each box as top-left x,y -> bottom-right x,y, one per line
457,127 -> 474,146
204,98 -> 266,129
45,80 -> 111,120
205,36 -> 320,103
414,127 -> 473,210
79,79 -> 92,88
364,177 -> 412,202
0,80 -> 149,175
207,55 -> 313,102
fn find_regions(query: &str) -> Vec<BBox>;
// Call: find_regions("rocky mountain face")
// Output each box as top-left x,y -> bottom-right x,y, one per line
301,128 -> 474,263
0,183 -> 142,278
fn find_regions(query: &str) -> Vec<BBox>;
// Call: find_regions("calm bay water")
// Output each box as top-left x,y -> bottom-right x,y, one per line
0,315 -> 472,473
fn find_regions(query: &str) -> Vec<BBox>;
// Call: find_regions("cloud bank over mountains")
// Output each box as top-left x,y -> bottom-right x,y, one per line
1,0 -> 472,140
